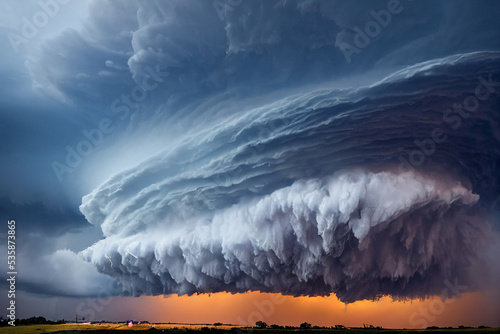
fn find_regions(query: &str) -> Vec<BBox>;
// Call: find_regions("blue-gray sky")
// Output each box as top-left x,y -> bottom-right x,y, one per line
1,0 -> 499,326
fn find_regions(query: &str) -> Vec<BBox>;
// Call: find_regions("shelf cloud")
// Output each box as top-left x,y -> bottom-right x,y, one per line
2,0 -> 499,304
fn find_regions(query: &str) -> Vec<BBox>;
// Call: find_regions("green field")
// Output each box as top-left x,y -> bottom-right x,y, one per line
0,324 -> 498,334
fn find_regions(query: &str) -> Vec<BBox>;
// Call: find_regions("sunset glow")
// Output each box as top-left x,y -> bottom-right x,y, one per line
116,291 -> 499,328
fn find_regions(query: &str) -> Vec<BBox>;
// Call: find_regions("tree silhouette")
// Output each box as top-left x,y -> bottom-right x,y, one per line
255,321 -> 268,328
300,322 -> 312,329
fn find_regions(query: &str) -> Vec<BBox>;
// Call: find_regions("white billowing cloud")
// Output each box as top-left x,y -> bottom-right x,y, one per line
80,168 -> 486,302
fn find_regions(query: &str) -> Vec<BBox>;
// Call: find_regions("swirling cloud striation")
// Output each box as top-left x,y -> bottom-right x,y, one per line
80,46 -> 500,302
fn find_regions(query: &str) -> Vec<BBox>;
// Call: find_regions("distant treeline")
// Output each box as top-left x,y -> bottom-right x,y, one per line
0,316 -> 66,326
0,317 -> 493,332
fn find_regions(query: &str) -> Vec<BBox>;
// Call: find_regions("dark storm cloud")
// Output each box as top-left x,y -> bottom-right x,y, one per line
2,0 -> 500,301
0,78 -> 112,298
81,52 -> 500,302
21,0 -> 138,107
25,0 -> 500,114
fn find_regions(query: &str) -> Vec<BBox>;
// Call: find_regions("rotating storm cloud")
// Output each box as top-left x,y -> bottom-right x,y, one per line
80,51 -> 500,303
4,0 -> 499,306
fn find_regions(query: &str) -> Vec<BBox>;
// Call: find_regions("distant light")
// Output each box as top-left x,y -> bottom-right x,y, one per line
128,321 -> 133,327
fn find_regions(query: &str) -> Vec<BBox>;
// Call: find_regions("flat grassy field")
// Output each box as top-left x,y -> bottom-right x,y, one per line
0,324 -> 498,334
0,323 -> 238,334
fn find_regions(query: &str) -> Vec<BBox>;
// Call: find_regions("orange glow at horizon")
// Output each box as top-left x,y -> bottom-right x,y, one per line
106,290 -> 500,329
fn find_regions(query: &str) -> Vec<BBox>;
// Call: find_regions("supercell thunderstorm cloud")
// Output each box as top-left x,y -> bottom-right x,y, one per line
3,0 -> 499,312
80,51 -> 500,303
72,0 -> 500,303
